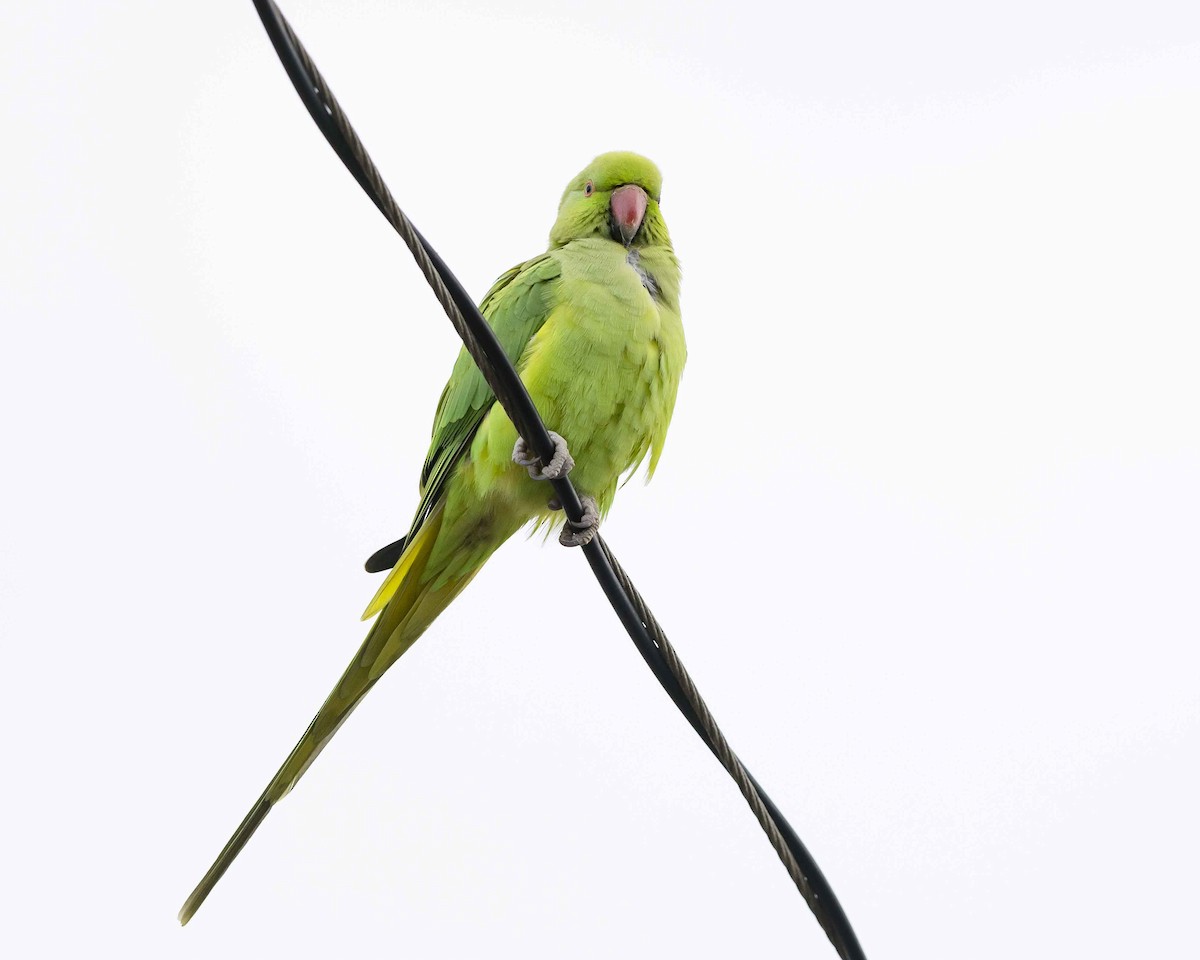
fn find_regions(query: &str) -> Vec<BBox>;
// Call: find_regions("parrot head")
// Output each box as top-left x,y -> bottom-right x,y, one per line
550,152 -> 668,250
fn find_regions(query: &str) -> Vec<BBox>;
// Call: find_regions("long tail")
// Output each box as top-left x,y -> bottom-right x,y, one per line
179,503 -> 480,925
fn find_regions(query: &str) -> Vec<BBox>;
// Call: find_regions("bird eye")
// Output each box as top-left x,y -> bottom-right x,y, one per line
584,180 -> 594,196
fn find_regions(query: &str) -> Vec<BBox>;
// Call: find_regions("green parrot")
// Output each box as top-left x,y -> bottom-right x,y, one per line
179,151 -> 686,924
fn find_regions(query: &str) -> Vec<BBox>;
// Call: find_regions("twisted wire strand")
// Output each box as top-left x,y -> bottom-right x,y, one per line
270,8 -> 577,505
251,3 -> 865,957
597,542 -> 825,917
273,19 -> 500,420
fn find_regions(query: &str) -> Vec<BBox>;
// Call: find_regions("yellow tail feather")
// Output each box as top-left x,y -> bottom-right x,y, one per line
361,508 -> 444,621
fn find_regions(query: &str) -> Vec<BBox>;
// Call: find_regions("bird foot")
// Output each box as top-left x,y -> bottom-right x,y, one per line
513,431 -> 575,481
559,495 -> 600,548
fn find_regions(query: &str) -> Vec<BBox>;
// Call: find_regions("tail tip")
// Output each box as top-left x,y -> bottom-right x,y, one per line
177,794 -> 275,928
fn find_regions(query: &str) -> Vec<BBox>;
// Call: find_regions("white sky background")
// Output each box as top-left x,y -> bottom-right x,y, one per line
2,1 -> 1197,956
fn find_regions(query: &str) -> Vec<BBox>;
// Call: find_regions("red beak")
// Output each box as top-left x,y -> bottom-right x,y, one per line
610,184 -> 648,245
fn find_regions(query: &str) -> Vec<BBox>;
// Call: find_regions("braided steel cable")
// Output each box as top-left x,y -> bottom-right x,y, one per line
592,540 -> 864,957
596,542 -> 810,893
249,3 -> 866,957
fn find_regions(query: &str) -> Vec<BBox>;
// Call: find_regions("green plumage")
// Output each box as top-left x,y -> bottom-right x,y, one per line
179,151 -> 685,924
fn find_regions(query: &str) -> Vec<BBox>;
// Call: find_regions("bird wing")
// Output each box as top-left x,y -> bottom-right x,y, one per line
417,251 -> 562,531
360,251 -> 561,618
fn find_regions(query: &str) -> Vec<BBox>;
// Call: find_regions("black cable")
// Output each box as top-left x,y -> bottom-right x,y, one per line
248,3 -> 865,957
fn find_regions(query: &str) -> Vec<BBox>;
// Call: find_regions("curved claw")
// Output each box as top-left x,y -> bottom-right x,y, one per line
559,495 -> 600,548
513,431 -> 575,481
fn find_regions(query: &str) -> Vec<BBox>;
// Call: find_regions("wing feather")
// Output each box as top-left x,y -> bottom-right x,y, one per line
402,252 -> 562,546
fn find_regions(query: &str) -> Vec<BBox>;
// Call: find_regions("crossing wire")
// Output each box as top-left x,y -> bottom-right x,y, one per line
248,3 -> 866,957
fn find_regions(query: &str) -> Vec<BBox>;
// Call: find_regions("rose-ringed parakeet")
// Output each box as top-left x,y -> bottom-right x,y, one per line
179,151 -> 685,924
